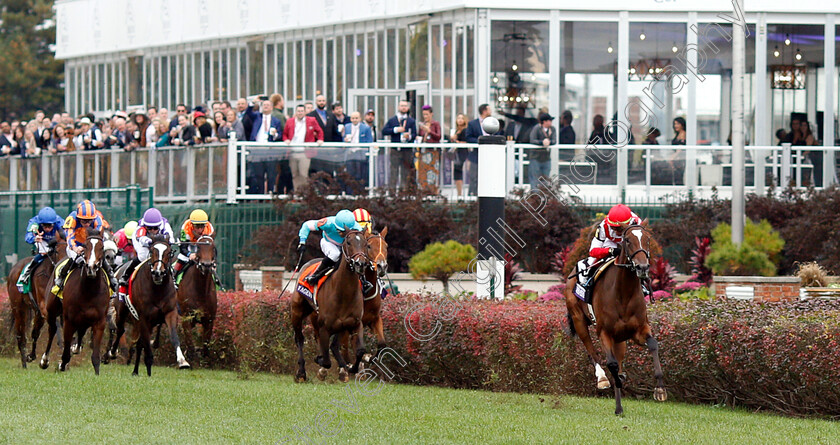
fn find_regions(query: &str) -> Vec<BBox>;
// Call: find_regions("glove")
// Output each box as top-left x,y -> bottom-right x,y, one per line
609,247 -> 621,257
142,238 -> 153,248
297,243 -> 306,255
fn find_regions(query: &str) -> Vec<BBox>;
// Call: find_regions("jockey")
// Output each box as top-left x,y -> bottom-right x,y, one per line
116,208 -> 176,301
298,209 -> 373,293
18,207 -> 65,289
581,204 -> 648,296
174,208 -> 216,276
352,208 -> 373,234
112,220 -> 138,265
54,200 -> 117,294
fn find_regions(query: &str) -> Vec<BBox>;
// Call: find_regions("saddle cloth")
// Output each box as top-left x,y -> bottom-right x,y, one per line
296,261 -> 333,310
572,258 -> 616,303
16,261 -> 35,294
51,258 -> 111,300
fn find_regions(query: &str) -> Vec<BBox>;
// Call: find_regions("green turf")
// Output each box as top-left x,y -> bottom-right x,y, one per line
0,358 -> 837,444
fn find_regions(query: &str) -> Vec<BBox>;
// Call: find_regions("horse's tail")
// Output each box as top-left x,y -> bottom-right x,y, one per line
565,312 -> 577,338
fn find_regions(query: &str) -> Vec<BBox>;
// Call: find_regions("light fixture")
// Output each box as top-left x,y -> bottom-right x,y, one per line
530,74 -> 536,81
648,67 -> 654,74
523,96 -> 529,102
795,48 -> 802,61
672,42 -> 679,53
498,96 -> 504,102
784,34 -> 791,46
640,31 -> 646,41
773,46 -> 780,58
511,61 -> 518,71
630,67 -> 637,74
515,97 -> 522,103
492,75 -> 499,83
607,42 -> 614,54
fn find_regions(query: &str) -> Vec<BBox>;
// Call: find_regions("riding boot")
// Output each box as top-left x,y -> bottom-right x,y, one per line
360,277 -> 374,295
118,258 -> 140,302
53,257 -> 78,295
20,254 -> 44,286
103,262 -> 118,296
305,258 -> 336,286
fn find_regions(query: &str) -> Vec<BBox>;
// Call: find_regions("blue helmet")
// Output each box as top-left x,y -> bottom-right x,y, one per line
37,207 -> 59,224
334,209 -> 356,231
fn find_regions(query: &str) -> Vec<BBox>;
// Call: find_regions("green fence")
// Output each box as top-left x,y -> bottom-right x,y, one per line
0,186 -> 154,279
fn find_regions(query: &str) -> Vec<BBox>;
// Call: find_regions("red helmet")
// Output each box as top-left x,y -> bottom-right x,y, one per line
606,204 -> 633,227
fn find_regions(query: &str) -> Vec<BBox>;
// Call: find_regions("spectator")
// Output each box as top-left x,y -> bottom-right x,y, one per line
170,103 -> 188,130
783,117 -> 802,145
417,105 -> 441,143
464,103 -> 499,196
308,95 -> 331,135
147,107 -> 158,120
107,117 -> 128,149
0,121 -> 17,155
775,129 -> 787,146
643,127 -> 661,145
247,99 -> 282,142
131,113 -> 151,149
801,121 -> 822,187
270,94 -> 287,130
170,114 -> 197,146
50,125 -> 74,153
502,106 -> 537,144
528,113 -> 556,189
383,100 -> 417,189
61,112 -> 73,127
125,120 -> 140,150
283,104 -> 324,191
589,114 -> 607,145
449,113 -> 469,198
221,101 -> 232,113
304,102 -> 315,115
236,98 -> 248,120
75,117 -> 104,150
325,102 -> 350,143
672,117 -> 687,145
158,108 -> 169,128
23,127 -> 40,157
51,113 -> 62,126
557,110 -> 576,162
364,109 -> 377,140
211,101 -> 222,114
194,111 -> 214,143
214,111 -> 231,142
226,109 -> 245,141
153,118 -> 171,147
344,111 -> 374,191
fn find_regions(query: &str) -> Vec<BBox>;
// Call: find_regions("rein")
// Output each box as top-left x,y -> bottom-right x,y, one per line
367,234 -> 386,271
617,225 -> 650,269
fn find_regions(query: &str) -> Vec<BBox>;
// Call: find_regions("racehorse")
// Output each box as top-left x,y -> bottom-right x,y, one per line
565,221 -> 667,415
176,235 -> 218,364
107,236 -> 190,376
41,230 -> 110,374
6,240 -> 66,368
291,230 -> 369,383
334,227 -> 389,367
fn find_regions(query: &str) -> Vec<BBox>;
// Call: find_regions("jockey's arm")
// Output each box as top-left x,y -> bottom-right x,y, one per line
589,235 -> 618,260
24,221 -> 38,245
298,220 -> 319,244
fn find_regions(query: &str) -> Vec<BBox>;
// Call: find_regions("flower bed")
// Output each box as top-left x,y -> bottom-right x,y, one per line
2,290 -> 839,418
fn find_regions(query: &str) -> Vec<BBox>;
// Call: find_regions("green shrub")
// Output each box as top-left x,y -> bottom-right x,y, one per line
408,240 -> 476,294
706,219 -> 784,276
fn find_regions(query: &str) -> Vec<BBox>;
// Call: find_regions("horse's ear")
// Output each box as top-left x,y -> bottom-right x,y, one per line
380,226 -> 388,238
641,218 -> 649,227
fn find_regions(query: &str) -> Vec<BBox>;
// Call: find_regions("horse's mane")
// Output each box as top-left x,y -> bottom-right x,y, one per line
150,234 -> 169,245
86,227 -> 101,238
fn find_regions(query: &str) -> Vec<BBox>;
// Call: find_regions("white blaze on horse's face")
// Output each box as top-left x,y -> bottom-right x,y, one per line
87,238 -> 99,269
153,244 -> 167,272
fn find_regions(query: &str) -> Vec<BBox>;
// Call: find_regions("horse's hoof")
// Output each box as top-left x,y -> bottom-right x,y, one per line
58,361 -> 67,372
39,355 -> 49,370
597,377 -> 611,390
178,359 -> 191,370
618,373 -> 627,386
21,362 -> 27,369
654,387 -> 668,402
132,371 -> 139,377
317,368 -> 328,381
295,374 -> 307,383
357,361 -> 365,373
71,345 -> 82,355
615,408 -> 624,416
26,353 -> 36,363
338,368 -> 349,383
362,353 -> 373,363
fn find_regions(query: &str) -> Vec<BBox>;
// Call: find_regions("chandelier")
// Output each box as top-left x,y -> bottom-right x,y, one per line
492,29 -> 537,108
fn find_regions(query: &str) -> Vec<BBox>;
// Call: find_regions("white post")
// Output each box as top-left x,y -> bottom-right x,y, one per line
824,16 -> 836,187
226,134 -> 238,203
617,12 -> 629,200
686,12 -> 698,192
754,14 -> 768,194
731,0 -> 745,245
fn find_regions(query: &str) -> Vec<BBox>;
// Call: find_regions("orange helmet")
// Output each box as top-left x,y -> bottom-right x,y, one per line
606,204 -> 633,227
76,200 -> 97,219
353,208 -> 372,232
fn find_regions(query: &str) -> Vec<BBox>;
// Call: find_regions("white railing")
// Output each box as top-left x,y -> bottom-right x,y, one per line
0,139 -> 835,203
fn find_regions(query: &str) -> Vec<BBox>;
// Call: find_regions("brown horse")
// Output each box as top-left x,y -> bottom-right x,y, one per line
291,230 -> 369,383
41,230 -> 110,374
6,240 -> 66,368
334,227 -> 389,366
565,221 -> 667,415
107,236 -> 190,376
176,235 -> 218,364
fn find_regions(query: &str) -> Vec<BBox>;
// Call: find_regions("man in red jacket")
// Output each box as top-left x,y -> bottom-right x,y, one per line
284,104 -> 325,192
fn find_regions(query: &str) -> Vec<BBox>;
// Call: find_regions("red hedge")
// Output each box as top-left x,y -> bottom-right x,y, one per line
2,289 -> 839,418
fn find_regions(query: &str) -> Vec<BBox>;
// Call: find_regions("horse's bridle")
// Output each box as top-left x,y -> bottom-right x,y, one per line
84,236 -> 104,277
341,231 -> 370,276
366,233 -> 388,277
149,241 -> 171,285
618,225 -> 651,278
195,235 -> 217,275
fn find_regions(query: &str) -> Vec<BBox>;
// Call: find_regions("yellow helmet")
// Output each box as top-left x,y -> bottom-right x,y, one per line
123,221 -> 138,238
353,208 -> 372,233
189,209 -> 209,224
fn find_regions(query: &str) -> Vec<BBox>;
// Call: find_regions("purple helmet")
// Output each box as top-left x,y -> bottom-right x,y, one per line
142,208 -> 164,227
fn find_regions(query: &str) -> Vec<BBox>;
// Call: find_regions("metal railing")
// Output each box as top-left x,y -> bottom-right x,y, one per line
0,139 -> 836,203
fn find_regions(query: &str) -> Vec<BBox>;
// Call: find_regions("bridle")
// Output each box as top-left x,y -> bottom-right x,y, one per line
341,230 -> 370,276
149,241 -> 171,285
195,235 -> 217,275
617,224 -> 651,278
366,233 -> 388,277
84,235 -> 103,278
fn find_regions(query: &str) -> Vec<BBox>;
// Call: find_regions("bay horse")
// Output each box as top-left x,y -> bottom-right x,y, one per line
41,230 -> 109,374
291,230 -> 369,383
565,221 -> 667,415
333,227 -> 389,366
6,240 -> 66,368
176,235 -> 218,364
107,236 -> 190,376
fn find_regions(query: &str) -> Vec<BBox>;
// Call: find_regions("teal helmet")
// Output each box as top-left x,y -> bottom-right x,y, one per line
334,209 -> 356,230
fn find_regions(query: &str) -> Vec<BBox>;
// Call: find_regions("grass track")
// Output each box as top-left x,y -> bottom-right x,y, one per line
0,358 -> 837,444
